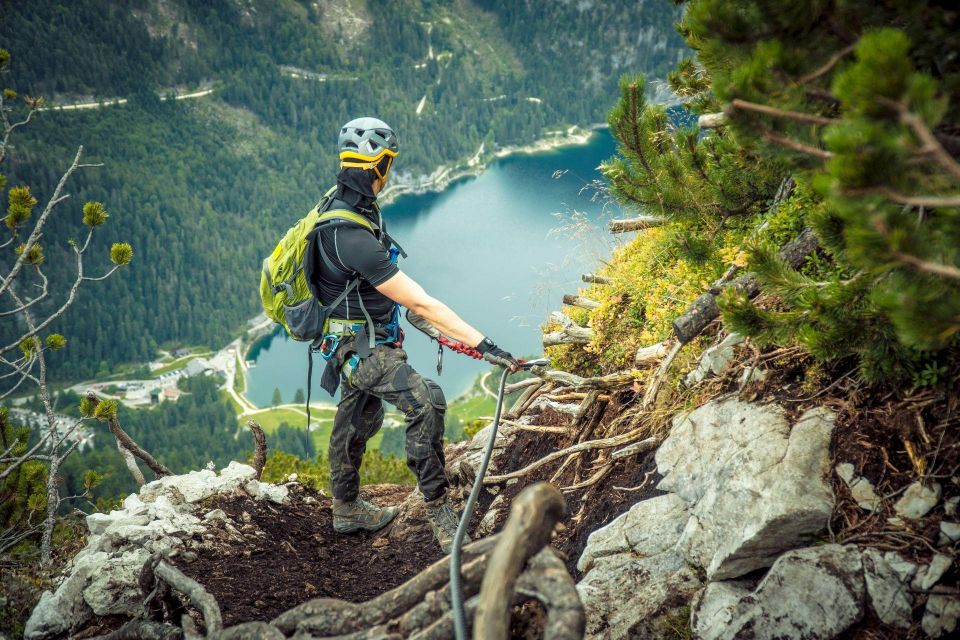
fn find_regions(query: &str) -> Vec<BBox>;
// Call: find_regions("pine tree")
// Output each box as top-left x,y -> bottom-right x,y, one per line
293,388 -> 305,404
607,0 -> 960,383
271,387 -> 282,407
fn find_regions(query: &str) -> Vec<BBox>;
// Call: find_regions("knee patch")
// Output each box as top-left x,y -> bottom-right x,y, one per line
423,379 -> 446,412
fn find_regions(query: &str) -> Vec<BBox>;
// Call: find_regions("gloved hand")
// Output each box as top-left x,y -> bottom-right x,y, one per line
475,337 -> 521,372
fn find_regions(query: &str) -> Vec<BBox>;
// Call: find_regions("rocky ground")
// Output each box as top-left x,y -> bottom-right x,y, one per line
18,332 -> 960,639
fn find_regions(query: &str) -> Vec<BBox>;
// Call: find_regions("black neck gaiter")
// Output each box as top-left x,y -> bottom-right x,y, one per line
335,167 -> 377,213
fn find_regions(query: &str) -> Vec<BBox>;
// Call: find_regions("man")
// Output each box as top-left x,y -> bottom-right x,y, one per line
309,117 -> 519,553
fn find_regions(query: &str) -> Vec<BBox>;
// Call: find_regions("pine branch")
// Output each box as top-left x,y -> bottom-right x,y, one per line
797,44 -> 857,84
841,187 -> 960,208
880,98 -> 960,182
757,125 -> 833,159
727,98 -> 837,126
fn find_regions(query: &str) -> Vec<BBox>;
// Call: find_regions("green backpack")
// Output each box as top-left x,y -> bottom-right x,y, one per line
259,186 -> 377,342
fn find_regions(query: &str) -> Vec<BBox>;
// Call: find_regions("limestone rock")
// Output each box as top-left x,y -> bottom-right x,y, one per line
939,520 -> 960,545
577,493 -> 688,573
835,462 -> 882,512
656,399 -> 835,580
923,589 -> 960,638
893,481 -> 941,519
945,496 -> 959,517
691,544 -> 865,640
245,479 -> 290,504
685,332 -> 744,386
862,548 -> 914,628
576,492 -> 699,638
445,421 -> 513,489
82,547 -> 152,616
23,552 -> 105,639
578,549 -> 702,639
912,553 -> 953,591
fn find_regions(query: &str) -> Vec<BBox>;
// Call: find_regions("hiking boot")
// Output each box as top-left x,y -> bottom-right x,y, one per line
332,497 -> 398,533
425,495 -> 470,554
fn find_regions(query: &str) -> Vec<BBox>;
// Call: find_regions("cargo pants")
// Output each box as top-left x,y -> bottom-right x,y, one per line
329,341 -> 449,502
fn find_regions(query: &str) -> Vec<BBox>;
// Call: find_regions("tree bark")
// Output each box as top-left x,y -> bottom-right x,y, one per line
117,440 -> 146,486
155,560 -> 223,634
634,341 -> 669,366
474,483 -> 567,640
247,420 -> 267,480
514,550 -> 585,640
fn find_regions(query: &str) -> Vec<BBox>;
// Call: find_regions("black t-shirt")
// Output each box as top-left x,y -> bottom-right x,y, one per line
309,200 -> 399,324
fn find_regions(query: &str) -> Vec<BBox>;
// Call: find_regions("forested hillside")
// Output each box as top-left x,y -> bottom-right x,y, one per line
0,0 -> 687,380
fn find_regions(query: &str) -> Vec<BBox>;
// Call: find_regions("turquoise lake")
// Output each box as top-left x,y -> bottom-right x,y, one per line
246,130 -> 620,407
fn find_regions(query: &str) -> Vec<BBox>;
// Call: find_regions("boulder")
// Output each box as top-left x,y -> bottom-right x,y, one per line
691,544 -> 865,640
576,493 -> 700,639
245,479 -> 290,504
656,399 -> 835,580
893,481 -> 941,519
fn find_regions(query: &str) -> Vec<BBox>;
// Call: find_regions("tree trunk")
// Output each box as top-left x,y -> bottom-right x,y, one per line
608,217 -> 664,233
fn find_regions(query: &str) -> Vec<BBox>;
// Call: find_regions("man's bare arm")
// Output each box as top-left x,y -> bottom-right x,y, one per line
375,270 -> 485,348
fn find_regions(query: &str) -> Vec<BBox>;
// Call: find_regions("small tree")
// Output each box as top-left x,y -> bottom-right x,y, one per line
293,387 -> 305,404
0,49 -> 133,564
271,387 -> 282,407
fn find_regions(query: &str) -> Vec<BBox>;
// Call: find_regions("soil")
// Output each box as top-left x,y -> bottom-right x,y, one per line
173,484 -> 442,626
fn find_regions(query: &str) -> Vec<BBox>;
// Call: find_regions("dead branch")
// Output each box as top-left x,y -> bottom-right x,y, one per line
547,391 -> 610,403
635,341 -> 669,366
533,367 -> 636,392
86,393 -> 171,477
698,112 -> 727,129
247,420 -> 267,479
562,294 -> 600,310
894,103 -> 960,182
155,560 -> 223,634
611,438 -> 660,460
542,313 -> 593,348
581,273 -> 611,285
117,440 -> 146,486
479,418 -> 568,435
641,341 -> 683,409
608,216 -> 664,233
474,483 -> 567,640
504,377 -> 541,395
505,380 -> 547,419
561,464 -> 613,493
484,428 -> 650,484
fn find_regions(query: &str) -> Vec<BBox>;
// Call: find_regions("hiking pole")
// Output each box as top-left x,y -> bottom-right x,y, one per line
450,357 -> 549,640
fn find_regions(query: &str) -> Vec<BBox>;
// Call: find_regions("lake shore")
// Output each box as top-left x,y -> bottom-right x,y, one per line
377,124 -> 602,206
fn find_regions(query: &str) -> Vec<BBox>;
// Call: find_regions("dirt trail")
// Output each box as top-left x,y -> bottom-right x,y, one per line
174,484 -> 441,626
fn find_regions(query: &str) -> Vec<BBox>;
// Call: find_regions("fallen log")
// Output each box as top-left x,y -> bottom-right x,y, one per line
608,216 -> 664,233
581,273 -> 611,285
562,294 -> 600,310
474,483 -> 568,640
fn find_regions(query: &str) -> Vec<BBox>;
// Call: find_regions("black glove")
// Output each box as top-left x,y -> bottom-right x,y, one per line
475,337 -> 521,371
